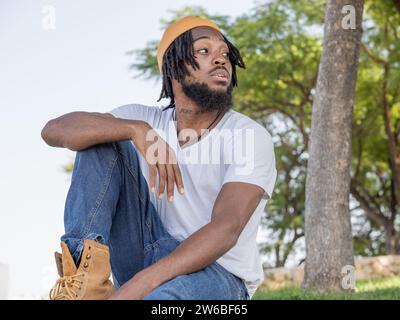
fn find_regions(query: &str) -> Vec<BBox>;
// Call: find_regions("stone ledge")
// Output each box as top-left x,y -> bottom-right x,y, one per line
260,255 -> 400,290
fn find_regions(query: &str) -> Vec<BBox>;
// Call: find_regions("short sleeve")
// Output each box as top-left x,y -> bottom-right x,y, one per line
108,104 -> 162,128
222,125 -> 277,200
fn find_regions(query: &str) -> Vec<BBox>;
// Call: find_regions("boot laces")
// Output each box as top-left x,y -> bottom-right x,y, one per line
49,274 -> 84,300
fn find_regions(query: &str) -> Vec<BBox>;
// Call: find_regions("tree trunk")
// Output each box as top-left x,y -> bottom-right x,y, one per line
393,0 -> 400,14
385,224 -> 400,254
303,0 -> 364,291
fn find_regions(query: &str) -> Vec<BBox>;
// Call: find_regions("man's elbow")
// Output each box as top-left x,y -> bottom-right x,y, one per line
41,118 -> 69,148
41,119 -> 57,145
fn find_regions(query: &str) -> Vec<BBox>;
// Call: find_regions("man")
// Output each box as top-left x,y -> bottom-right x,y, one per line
41,16 -> 277,300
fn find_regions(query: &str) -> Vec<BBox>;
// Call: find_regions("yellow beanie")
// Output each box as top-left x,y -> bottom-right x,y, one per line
156,16 -> 222,74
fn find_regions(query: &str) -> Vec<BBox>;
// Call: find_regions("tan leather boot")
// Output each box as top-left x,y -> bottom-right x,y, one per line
49,239 -> 115,300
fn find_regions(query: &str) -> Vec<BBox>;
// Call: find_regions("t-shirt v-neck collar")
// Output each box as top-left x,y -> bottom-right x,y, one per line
170,109 -> 232,152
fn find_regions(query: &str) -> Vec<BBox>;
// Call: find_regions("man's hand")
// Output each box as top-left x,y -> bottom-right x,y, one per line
108,270 -> 155,300
131,121 -> 184,201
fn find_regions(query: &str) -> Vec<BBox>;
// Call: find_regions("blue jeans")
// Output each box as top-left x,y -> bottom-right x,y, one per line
61,140 -> 249,300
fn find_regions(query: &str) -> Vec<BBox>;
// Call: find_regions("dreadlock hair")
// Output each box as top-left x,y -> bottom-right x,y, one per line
158,29 -> 245,109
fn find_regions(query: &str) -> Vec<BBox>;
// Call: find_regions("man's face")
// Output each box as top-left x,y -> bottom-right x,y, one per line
185,26 -> 233,91
175,26 -> 234,112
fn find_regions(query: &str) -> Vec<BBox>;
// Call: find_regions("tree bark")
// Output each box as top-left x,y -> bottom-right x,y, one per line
393,0 -> 400,14
303,0 -> 364,291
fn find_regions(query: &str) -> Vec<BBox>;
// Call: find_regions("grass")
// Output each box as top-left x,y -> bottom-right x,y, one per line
252,277 -> 400,300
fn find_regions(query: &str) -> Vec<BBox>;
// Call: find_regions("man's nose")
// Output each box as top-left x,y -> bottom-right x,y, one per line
213,54 -> 226,66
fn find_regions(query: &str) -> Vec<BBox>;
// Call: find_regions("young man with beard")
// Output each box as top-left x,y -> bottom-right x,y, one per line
41,16 -> 277,300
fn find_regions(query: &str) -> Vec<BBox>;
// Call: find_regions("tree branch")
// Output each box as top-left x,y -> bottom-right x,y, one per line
393,0 -> 400,14
354,135 -> 363,179
269,104 -> 310,146
360,43 -> 387,65
282,230 -> 304,266
382,63 -> 400,205
350,179 -> 389,227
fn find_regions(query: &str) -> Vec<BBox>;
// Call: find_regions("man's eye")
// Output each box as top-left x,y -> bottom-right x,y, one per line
222,52 -> 230,58
197,48 -> 208,54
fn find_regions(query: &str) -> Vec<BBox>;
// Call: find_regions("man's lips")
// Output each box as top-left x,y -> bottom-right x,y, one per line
209,69 -> 229,81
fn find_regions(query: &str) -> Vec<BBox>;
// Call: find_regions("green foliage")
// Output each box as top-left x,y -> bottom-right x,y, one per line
350,0 -> 400,255
259,119 -> 306,267
252,277 -> 400,300
64,162 -> 74,173
127,40 -> 159,80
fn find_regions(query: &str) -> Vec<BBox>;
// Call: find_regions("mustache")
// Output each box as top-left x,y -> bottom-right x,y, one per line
208,66 -> 229,75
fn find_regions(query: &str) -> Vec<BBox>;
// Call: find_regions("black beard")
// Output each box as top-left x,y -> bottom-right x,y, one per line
181,80 -> 233,113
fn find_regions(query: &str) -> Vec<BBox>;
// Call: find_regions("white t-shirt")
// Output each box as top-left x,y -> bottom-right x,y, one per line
109,104 -> 277,298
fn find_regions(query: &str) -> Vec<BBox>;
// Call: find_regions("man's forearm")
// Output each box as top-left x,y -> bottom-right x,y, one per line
136,220 -> 239,292
41,111 -> 144,151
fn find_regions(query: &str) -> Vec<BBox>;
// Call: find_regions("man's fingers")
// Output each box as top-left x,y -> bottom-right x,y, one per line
148,164 -> 157,193
172,163 -> 184,194
166,164 -> 175,202
157,163 -> 166,199
166,148 -> 184,195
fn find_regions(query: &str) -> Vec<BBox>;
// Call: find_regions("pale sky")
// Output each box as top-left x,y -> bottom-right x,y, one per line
0,0 -> 266,299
